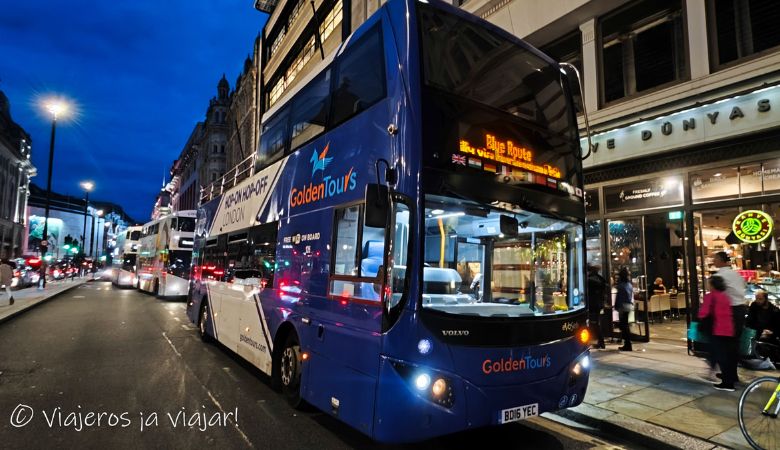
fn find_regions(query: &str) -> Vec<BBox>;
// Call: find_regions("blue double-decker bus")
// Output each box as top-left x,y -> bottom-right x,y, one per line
187,0 -> 590,442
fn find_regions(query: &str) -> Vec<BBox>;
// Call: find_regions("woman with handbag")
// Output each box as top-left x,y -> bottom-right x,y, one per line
698,276 -> 736,391
614,268 -> 634,351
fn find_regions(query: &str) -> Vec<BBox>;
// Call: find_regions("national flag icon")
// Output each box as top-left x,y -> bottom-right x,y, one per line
468,157 -> 482,169
483,162 -> 497,173
500,165 -> 512,176
535,174 -> 547,185
452,154 -> 467,166
547,177 -> 558,188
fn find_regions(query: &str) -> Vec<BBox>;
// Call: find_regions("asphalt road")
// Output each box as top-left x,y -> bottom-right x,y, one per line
0,282 -> 640,449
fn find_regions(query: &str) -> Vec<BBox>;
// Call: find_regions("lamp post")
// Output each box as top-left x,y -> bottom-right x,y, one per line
40,100 -> 68,288
92,209 -> 103,260
80,181 -> 93,256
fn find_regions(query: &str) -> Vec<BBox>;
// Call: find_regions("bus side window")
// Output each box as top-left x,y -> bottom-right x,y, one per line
330,25 -> 386,127
258,107 -> 289,169
329,204 -> 386,301
290,69 -> 331,151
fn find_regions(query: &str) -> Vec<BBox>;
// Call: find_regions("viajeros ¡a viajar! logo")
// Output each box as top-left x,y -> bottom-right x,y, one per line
290,143 -> 358,208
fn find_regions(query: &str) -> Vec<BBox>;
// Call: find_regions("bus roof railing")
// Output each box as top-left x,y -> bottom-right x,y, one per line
200,152 -> 257,205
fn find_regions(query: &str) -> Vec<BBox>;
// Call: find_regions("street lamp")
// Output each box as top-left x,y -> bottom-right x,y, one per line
40,98 -> 69,288
80,180 -> 94,260
92,209 -> 103,259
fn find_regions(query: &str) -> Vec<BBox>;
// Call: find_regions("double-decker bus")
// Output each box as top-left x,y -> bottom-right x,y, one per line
112,225 -> 142,287
138,211 -> 196,297
187,0 -> 589,442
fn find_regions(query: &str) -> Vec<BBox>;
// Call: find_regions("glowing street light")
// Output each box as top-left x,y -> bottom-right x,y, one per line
40,97 -> 70,288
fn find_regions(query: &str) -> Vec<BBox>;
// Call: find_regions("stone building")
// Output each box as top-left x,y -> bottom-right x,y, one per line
0,90 -> 36,258
226,37 -> 262,175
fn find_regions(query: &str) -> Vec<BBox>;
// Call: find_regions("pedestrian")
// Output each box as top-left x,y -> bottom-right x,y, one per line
698,276 -> 737,391
587,264 -> 607,349
0,258 -> 15,306
711,251 -> 746,378
614,267 -> 633,351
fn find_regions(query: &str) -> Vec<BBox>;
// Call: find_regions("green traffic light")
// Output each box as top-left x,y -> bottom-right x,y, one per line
64,244 -> 71,250
70,247 -> 79,254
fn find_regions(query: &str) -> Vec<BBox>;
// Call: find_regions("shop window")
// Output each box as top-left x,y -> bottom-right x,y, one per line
708,0 -> 780,69
586,220 -> 603,268
600,0 -> 687,104
762,159 -> 780,194
541,31 -> 584,114
691,166 -> 740,202
739,163 -> 763,196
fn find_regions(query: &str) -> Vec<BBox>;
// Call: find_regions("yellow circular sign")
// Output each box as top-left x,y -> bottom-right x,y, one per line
732,210 -> 773,243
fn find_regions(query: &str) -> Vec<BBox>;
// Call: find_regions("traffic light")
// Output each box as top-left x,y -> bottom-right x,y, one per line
70,247 -> 79,254
64,244 -> 71,250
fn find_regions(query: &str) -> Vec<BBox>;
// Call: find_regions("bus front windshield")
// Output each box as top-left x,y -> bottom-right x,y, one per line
422,195 -> 584,317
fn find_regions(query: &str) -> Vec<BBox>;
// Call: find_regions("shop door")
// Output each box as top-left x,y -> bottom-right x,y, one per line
606,218 -> 650,342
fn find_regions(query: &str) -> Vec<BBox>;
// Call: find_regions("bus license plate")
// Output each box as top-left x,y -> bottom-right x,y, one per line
499,403 -> 538,424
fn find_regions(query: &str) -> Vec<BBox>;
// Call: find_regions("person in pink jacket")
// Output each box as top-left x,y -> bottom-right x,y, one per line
699,276 -> 736,391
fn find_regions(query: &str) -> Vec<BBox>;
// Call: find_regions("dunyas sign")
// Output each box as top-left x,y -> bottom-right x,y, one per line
581,85 -> 780,168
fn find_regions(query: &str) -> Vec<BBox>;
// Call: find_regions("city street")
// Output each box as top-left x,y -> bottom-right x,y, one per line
0,282 -> 640,449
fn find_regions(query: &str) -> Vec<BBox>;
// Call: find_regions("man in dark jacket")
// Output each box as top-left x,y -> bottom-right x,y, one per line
587,264 -> 607,349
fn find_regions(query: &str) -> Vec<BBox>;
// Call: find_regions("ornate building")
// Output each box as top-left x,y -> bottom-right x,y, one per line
226,38 -> 262,175
0,90 -> 36,258
157,76 -> 231,218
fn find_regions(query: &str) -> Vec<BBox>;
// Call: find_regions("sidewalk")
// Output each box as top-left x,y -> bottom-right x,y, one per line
0,278 -> 88,323
551,340 -> 777,450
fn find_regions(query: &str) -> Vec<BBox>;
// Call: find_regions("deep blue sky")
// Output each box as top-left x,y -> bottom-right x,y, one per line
0,1 -> 267,223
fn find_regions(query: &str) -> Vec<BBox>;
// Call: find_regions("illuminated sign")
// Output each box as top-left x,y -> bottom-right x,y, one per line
458,133 -> 562,179
733,210 -> 773,243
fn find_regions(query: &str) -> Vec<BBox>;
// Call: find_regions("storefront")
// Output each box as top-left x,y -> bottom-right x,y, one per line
583,83 -> 780,343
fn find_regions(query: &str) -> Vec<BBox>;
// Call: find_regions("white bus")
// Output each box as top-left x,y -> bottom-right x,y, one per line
112,225 -> 142,287
137,210 -> 196,297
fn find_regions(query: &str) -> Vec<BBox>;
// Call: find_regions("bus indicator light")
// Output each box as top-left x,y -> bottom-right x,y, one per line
578,328 -> 590,344
431,378 -> 447,397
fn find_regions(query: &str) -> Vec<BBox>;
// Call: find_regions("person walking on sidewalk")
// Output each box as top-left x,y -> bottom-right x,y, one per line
0,259 -> 15,306
587,264 -> 607,349
614,267 -> 633,351
698,276 -> 737,391
712,251 -> 747,334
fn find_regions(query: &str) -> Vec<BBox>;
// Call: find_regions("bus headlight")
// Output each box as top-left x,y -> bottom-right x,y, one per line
415,373 -> 431,391
391,361 -> 455,408
570,355 -> 590,384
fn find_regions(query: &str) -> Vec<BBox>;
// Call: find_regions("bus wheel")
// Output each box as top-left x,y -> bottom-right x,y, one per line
198,301 -> 213,343
279,334 -> 303,408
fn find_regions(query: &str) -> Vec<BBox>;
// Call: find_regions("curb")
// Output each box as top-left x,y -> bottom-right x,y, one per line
0,281 -> 87,325
549,408 -> 717,450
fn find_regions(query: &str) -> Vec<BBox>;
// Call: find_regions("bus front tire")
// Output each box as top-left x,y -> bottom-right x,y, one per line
277,334 -> 304,408
198,301 -> 213,343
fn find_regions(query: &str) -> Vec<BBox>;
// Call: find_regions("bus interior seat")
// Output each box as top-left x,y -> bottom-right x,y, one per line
361,240 -> 384,277
360,240 -> 384,300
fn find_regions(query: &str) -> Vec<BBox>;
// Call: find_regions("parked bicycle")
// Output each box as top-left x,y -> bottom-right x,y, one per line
739,376 -> 780,450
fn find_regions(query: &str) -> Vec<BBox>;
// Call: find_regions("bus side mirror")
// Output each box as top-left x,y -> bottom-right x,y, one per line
559,63 -> 583,114
500,215 -> 519,237
365,184 -> 390,228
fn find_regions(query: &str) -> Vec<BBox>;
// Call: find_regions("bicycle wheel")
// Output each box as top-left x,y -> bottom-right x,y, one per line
739,376 -> 780,450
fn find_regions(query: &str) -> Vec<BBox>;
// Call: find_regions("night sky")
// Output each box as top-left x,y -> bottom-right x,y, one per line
0,1 -> 267,223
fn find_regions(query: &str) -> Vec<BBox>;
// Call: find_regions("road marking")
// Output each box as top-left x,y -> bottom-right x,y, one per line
72,296 -> 85,299
161,332 -> 254,448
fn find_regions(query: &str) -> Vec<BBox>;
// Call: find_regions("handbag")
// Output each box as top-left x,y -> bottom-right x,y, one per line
697,295 -> 715,336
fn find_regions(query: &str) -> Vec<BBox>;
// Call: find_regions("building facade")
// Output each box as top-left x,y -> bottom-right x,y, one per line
0,90 -> 37,259
26,184 -> 135,260
159,77 -> 231,218
460,0 -> 780,342
226,38 -> 262,175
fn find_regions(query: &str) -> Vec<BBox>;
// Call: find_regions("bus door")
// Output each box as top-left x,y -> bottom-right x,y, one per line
314,203 -> 386,432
